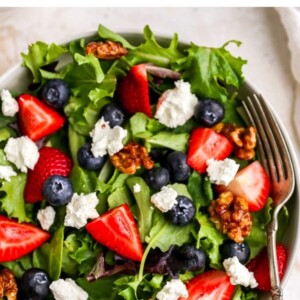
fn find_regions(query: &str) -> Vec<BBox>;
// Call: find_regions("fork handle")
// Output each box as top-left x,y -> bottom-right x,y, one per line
267,221 -> 283,300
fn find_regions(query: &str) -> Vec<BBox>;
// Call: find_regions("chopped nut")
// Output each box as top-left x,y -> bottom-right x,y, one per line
85,40 -> 128,60
214,123 -> 257,160
110,142 -> 154,174
208,191 -> 253,243
0,268 -> 18,300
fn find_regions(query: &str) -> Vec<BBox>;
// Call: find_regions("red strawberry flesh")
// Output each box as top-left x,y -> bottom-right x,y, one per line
187,127 -> 233,174
180,270 -> 235,300
0,215 -> 51,262
18,94 -> 65,141
247,243 -> 287,291
216,161 -> 270,212
116,64 -> 152,117
86,203 -> 143,261
24,147 -> 73,203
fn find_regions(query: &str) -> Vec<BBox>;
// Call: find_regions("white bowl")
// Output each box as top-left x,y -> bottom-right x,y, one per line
0,32 -> 299,299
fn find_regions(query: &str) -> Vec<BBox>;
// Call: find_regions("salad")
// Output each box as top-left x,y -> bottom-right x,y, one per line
0,24 -> 290,300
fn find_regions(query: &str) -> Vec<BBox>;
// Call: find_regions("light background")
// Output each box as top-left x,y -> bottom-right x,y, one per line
0,7 -> 299,299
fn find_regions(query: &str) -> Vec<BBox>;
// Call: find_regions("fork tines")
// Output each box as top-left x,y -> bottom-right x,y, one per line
242,94 -> 291,183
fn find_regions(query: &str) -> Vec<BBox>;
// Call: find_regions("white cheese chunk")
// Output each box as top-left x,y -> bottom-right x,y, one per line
0,89 -> 19,117
4,136 -> 39,173
64,192 -> 99,229
223,256 -> 258,288
206,158 -> 239,186
133,183 -> 141,193
90,117 -> 127,157
37,206 -> 56,230
49,278 -> 88,300
156,279 -> 188,300
0,165 -> 17,181
37,206 -> 56,231
151,186 -> 178,212
154,79 -> 198,128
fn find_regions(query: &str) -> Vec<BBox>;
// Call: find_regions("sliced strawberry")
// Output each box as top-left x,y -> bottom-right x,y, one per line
116,64 -> 152,117
216,161 -> 270,212
0,215 -> 51,262
247,243 -> 287,291
24,147 -> 73,203
187,128 -> 233,173
86,204 -> 143,262
18,94 -> 65,141
179,270 -> 235,300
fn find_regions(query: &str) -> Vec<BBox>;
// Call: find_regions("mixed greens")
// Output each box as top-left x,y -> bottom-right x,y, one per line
0,24 -> 290,300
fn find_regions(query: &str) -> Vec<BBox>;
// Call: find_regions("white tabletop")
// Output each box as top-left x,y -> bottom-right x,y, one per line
0,7 -> 299,299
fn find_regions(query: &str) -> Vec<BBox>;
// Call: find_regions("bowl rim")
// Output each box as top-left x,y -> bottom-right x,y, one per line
1,29 -> 300,294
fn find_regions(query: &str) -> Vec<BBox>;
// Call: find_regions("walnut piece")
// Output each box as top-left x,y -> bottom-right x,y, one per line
213,123 -> 257,160
85,40 -> 128,60
208,191 -> 253,243
110,142 -> 154,174
0,268 -> 18,300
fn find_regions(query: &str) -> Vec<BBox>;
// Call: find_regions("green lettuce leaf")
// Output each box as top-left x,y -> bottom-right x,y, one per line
77,275 -> 121,300
174,41 -> 247,102
98,24 -> 135,49
245,198 -> 272,258
21,41 -> 67,83
145,211 -> 193,253
62,231 -> 101,277
196,213 -> 226,269
33,225 -> 64,280
126,177 -> 153,242
0,173 -> 30,222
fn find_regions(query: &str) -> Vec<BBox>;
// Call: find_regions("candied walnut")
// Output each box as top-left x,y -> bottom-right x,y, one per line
0,268 -> 17,300
213,123 -> 257,160
85,40 -> 128,60
110,142 -> 154,174
208,191 -> 252,243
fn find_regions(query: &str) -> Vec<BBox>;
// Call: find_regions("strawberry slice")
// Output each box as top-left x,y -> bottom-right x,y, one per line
0,215 -> 51,262
24,147 -> 73,203
86,204 -> 143,261
116,64 -> 152,117
179,270 -> 235,300
18,94 -> 65,141
187,128 -> 233,173
216,161 -> 270,211
247,243 -> 287,291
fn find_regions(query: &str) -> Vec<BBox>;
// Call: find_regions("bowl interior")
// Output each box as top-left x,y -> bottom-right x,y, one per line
0,31 -> 299,298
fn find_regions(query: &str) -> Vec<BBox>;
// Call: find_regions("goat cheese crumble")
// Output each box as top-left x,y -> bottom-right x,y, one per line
0,165 -> 17,182
151,186 -> 178,212
156,279 -> 188,300
206,158 -> 239,186
90,117 -> 127,157
49,278 -> 88,300
37,206 -> 56,231
154,79 -> 198,128
0,89 -> 19,117
223,256 -> 258,288
133,183 -> 141,193
4,136 -> 39,173
64,192 -> 99,229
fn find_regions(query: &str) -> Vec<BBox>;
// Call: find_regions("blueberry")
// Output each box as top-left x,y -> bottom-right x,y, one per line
42,175 -> 73,206
77,143 -> 106,171
41,79 -> 70,109
20,268 -> 50,300
194,99 -> 224,127
101,103 -> 125,127
166,151 -> 191,182
144,167 -> 170,190
220,240 -> 251,264
165,195 -> 195,226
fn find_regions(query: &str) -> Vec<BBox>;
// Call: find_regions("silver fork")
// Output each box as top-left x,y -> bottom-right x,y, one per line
242,93 -> 295,300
